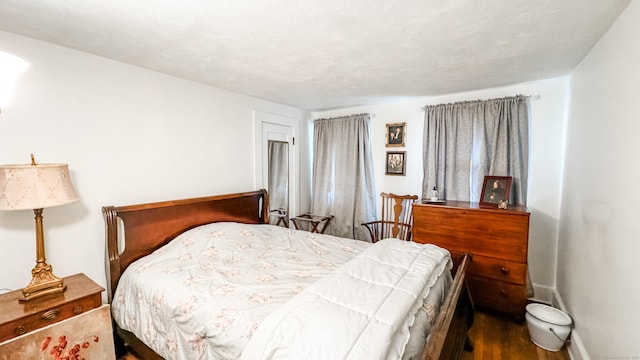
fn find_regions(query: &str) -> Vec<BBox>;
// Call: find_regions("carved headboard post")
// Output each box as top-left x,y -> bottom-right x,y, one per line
102,205 -> 121,302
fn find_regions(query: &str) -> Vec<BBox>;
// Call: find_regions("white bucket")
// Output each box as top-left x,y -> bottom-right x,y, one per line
525,303 -> 572,351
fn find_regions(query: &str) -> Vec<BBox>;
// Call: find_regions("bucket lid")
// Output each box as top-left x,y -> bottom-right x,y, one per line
526,303 -> 572,326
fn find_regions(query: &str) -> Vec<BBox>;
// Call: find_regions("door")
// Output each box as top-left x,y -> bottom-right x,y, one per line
254,111 -> 298,226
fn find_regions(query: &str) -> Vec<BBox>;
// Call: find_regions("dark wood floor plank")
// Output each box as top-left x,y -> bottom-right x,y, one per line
461,310 -> 569,360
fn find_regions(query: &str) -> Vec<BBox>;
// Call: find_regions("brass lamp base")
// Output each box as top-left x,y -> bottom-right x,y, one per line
19,263 -> 66,302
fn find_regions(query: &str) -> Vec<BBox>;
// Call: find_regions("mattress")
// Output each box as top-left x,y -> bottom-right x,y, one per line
111,222 -> 451,359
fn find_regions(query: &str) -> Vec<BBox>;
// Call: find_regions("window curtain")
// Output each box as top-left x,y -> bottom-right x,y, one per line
311,114 -> 376,240
422,95 -> 529,205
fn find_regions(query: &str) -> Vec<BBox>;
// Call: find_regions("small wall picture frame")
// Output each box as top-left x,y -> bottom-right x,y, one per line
480,175 -> 512,207
386,122 -> 406,147
385,151 -> 406,176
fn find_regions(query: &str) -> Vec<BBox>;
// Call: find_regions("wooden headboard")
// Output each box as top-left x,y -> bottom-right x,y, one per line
102,189 -> 268,300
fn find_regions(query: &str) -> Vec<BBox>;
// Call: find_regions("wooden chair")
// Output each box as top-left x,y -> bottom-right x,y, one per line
362,192 -> 419,243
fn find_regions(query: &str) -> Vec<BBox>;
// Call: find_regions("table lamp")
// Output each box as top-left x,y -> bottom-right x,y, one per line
0,155 -> 79,302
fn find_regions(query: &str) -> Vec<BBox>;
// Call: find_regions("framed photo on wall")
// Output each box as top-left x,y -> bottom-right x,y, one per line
385,151 -> 406,175
480,175 -> 512,207
386,122 -> 406,147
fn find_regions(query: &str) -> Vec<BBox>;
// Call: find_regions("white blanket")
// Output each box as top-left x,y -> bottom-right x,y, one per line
241,238 -> 452,360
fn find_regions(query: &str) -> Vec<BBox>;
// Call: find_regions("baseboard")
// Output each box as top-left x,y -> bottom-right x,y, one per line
553,290 -> 590,360
529,284 -> 555,304
566,331 -> 590,360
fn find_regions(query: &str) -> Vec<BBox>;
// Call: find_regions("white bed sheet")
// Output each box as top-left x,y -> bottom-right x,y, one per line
111,223 -> 450,360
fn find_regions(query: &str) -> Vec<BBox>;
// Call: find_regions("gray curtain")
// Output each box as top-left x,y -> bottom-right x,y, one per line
311,114 -> 376,240
423,95 -> 529,205
422,104 -> 474,202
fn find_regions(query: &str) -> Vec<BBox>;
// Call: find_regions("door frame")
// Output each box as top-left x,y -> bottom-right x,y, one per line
254,111 -> 299,223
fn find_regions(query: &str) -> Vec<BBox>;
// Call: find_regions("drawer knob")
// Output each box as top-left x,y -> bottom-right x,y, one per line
500,289 -> 508,297
73,305 -> 84,314
500,267 -> 510,275
41,309 -> 61,322
14,325 -> 27,336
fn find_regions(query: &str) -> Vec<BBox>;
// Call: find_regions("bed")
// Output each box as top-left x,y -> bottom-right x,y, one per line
103,189 -> 474,359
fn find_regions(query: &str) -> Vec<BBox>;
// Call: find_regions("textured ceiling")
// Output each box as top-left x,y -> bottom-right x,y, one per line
0,0 -> 630,111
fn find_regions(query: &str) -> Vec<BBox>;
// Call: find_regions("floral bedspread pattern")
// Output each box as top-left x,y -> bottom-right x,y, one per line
112,223 -> 370,359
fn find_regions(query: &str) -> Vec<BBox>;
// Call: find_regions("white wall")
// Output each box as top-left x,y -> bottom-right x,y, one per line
560,1 -> 640,358
6,7 -> 638,355
313,77 -> 569,299
0,31 -> 308,296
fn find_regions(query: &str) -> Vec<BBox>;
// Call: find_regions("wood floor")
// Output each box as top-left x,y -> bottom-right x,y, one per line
461,310 -> 570,360
119,310 -> 569,359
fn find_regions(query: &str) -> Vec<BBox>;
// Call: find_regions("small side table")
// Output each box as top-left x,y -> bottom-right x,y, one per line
0,273 -> 104,343
290,213 -> 334,234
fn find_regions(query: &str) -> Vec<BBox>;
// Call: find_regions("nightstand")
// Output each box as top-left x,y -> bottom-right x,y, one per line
0,273 -> 104,342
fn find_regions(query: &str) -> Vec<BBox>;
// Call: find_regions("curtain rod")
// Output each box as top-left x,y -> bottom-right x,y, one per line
313,113 -> 375,121
420,94 -> 539,111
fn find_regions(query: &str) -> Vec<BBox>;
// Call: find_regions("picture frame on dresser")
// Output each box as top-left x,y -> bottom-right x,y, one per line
480,175 -> 512,207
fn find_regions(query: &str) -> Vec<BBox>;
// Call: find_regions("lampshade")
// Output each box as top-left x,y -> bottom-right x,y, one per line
0,163 -> 79,210
0,50 -> 29,109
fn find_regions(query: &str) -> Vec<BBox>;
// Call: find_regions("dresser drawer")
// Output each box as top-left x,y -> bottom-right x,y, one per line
450,251 -> 526,285
0,293 -> 100,342
466,276 -> 527,317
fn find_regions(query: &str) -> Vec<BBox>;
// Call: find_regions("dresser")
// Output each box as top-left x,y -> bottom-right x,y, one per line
0,273 -> 104,342
413,201 -> 530,318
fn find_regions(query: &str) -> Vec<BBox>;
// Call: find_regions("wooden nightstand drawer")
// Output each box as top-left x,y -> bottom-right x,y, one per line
0,273 -> 104,343
450,251 -> 526,285
0,294 -> 100,340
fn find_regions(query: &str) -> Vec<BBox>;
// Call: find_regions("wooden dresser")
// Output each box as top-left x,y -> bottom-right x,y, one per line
0,273 -> 104,342
413,201 -> 530,318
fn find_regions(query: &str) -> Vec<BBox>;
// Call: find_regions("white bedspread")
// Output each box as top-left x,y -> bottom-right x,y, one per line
111,223 -> 450,360
241,238 -> 451,360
